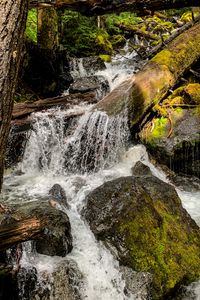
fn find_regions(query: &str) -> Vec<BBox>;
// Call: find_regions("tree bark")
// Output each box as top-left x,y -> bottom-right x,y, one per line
0,218 -> 42,250
30,0 -> 200,15
95,21 -> 200,130
0,0 -> 28,191
37,6 -> 59,50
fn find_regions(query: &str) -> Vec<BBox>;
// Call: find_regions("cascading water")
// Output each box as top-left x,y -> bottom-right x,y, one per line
2,47 -> 200,299
21,107 -> 129,175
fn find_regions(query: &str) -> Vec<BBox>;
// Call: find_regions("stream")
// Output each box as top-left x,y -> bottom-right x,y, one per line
2,47 -> 200,299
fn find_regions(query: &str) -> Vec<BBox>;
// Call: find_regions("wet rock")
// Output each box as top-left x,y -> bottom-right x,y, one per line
70,56 -> 106,78
131,161 -> 152,176
0,264 -> 18,300
49,184 -> 70,209
69,76 -> 110,101
172,280 -> 200,300
5,126 -> 30,169
17,259 -> 84,300
81,56 -> 106,74
0,201 -> 73,257
120,266 -> 152,300
168,173 -> 200,192
140,108 -> 200,178
83,171 -> 200,299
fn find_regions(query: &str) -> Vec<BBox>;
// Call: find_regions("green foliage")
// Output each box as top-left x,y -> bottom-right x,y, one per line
105,12 -> 142,35
61,10 -> 99,57
60,11 -> 142,57
25,9 -> 37,43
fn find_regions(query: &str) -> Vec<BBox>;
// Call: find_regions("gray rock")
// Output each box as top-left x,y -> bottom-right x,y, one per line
120,266 -> 152,300
69,76 -> 110,100
132,161 -> 152,176
17,259 -> 84,300
49,184 -> 70,209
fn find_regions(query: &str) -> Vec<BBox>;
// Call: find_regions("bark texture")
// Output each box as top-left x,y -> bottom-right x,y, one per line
30,0 -> 200,15
95,21 -> 200,129
0,0 -> 28,191
38,7 -> 59,50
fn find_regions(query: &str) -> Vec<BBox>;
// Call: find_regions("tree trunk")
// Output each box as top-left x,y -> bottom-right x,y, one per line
37,6 -> 59,50
0,0 -> 28,191
30,0 -> 200,15
95,21 -> 200,130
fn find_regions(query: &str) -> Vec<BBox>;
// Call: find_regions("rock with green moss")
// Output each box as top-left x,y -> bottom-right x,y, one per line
83,169 -> 200,299
140,107 -> 200,178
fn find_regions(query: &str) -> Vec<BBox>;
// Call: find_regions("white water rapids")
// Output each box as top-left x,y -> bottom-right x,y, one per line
2,48 -> 200,299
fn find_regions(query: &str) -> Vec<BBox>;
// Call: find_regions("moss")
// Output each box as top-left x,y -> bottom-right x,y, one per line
184,83 -> 200,104
25,9 -> 37,43
151,117 -> 168,139
118,195 -> 200,300
99,54 -> 112,62
96,32 -> 113,54
152,22 -> 200,79
181,11 -> 199,23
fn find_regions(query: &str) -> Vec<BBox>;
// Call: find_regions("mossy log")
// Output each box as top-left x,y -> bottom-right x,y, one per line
94,22 -> 200,129
115,22 -> 160,41
30,0 -> 200,16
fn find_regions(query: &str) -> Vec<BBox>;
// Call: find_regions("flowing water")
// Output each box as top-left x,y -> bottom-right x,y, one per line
2,49 -> 200,299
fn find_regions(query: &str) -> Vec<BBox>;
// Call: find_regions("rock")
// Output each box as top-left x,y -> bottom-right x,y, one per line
131,161 -> 152,176
0,201 -> 73,257
172,280 -> 200,300
17,259 -> 84,300
69,76 -> 110,101
120,266 -> 153,300
70,56 -> 106,78
168,173 -> 200,192
140,108 -> 200,178
49,184 -> 70,209
5,126 -> 30,169
83,169 -> 200,299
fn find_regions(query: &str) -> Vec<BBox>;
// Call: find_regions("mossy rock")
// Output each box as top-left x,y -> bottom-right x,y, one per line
83,171 -> 200,299
140,108 -> 200,178
184,83 -> 200,104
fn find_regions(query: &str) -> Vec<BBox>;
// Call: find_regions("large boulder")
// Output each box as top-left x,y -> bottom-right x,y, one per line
83,165 -> 200,299
139,107 -> 200,178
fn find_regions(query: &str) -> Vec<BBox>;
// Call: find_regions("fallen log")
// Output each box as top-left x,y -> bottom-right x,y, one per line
146,14 -> 200,59
0,218 -> 42,250
0,200 -> 72,255
30,0 -> 200,16
6,91 -> 96,121
115,22 -> 160,41
94,21 -> 200,130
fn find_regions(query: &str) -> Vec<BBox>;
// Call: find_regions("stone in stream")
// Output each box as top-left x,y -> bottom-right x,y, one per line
69,75 -> 110,101
49,183 -> 70,209
120,266 -> 153,299
0,201 -> 73,257
83,162 -> 200,300
17,259 -> 84,300
139,106 -> 200,179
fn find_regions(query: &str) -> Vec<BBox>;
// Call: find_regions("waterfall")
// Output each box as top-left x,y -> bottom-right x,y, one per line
2,48 -> 200,299
21,107 -> 129,175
